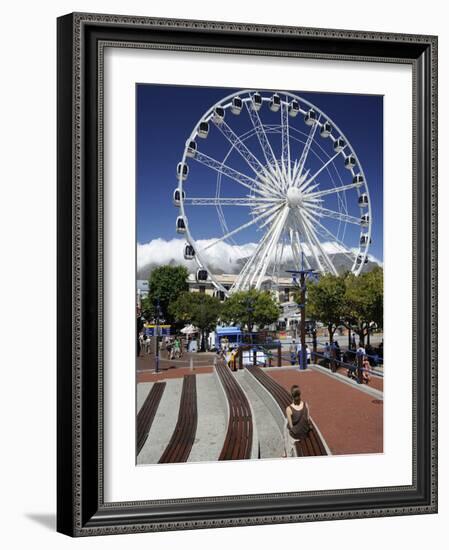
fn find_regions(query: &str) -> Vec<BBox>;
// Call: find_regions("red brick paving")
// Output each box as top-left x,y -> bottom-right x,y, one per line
138,366 -> 213,383
333,366 -> 384,392
137,352 -> 214,372
267,369 -> 383,455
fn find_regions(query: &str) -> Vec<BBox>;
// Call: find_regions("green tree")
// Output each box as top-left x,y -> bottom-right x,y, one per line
221,289 -> 280,332
343,266 -> 383,345
303,274 -> 346,343
140,294 -> 154,322
169,291 -> 222,351
147,265 -> 189,325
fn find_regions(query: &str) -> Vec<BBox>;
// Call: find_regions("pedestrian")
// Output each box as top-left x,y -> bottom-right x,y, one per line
356,343 -> 366,383
362,357 -> 371,384
138,332 -> 144,357
289,340 -> 297,365
324,342 -> 330,367
282,385 -> 311,457
166,338 -> 173,360
142,334 -> 148,355
334,340 -> 341,362
296,341 -> 306,368
173,337 -> 181,359
351,333 -> 356,349
356,343 -> 366,359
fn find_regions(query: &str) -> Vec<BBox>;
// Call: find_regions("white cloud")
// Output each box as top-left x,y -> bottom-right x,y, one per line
137,238 -> 382,276
137,238 -> 258,274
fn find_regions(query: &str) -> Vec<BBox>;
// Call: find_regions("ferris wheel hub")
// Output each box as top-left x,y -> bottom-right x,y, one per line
286,186 -> 303,207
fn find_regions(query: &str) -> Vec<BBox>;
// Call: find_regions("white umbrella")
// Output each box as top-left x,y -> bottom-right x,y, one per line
180,324 -> 198,335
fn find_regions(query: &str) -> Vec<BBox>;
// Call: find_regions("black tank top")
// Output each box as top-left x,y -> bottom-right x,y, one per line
288,403 -> 310,439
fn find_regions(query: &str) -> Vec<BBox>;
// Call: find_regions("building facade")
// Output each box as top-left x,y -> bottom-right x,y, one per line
137,273 -> 303,333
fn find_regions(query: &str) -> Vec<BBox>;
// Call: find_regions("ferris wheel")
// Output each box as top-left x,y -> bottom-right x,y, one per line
173,90 -> 372,296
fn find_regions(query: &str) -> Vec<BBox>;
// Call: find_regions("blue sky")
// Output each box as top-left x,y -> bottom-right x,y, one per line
136,84 -> 383,262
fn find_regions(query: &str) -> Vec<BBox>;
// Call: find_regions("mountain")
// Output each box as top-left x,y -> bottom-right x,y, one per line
137,238 -> 382,280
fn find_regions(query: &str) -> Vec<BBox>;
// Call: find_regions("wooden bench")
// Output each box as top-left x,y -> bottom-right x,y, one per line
246,366 -> 328,457
216,361 -> 253,460
136,382 -> 166,455
159,374 -> 198,463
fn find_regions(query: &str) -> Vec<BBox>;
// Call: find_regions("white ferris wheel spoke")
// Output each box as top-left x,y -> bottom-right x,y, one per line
301,208 -> 357,265
246,218 -> 282,289
231,214 -> 280,292
183,197 -> 277,207
212,119 -> 282,197
270,231 -> 287,285
292,226 -> 312,270
306,205 -> 360,225
245,98 -> 280,183
193,151 -> 271,196
305,181 -> 360,200
288,227 -> 303,271
296,118 -> 320,182
288,224 -> 312,273
295,212 -> 330,273
300,213 -> 338,275
280,101 -> 291,185
252,206 -> 290,288
290,218 -> 318,272
202,202 -> 283,251
299,151 -> 342,192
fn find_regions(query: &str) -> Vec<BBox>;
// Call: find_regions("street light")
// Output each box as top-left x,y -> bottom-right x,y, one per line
245,296 -> 255,346
286,253 -> 318,370
244,295 -> 256,366
154,298 -> 162,374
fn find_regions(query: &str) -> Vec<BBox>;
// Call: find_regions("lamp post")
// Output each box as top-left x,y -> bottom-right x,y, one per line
154,298 -> 162,374
243,295 -> 255,345
244,295 -> 256,366
287,254 -> 318,371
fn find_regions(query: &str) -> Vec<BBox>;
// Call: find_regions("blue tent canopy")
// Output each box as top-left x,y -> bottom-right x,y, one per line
216,326 -> 242,336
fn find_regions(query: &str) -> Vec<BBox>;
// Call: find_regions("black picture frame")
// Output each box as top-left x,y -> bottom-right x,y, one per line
57,12 -> 438,536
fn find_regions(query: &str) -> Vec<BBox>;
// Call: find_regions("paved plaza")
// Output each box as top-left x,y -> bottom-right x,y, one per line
136,350 -> 383,463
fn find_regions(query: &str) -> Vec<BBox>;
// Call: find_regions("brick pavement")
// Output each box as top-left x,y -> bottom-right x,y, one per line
267,369 -> 383,455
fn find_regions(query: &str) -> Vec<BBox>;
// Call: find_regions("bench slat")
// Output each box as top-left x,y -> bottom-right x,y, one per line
136,382 -> 166,455
159,375 -> 197,463
216,362 -> 253,460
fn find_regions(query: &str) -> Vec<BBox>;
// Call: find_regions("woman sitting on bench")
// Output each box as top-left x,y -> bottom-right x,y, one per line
283,385 -> 311,457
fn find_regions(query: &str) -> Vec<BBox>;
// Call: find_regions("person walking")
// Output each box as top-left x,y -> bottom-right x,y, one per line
138,332 -> 144,358
173,337 -> 181,359
283,385 -> 311,457
166,338 -> 173,360
324,342 -> 331,367
356,343 -> 366,383
289,340 -> 297,366
334,340 -> 341,363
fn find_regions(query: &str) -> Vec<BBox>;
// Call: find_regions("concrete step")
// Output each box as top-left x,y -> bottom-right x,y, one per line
188,373 -> 227,463
137,378 -> 183,465
137,382 -> 152,414
236,370 -> 284,459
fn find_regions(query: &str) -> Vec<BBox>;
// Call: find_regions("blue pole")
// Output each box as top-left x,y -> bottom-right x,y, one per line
155,299 -> 160,374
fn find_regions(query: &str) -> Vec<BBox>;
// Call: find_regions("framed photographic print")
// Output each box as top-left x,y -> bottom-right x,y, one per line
57,12 -> 438,536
